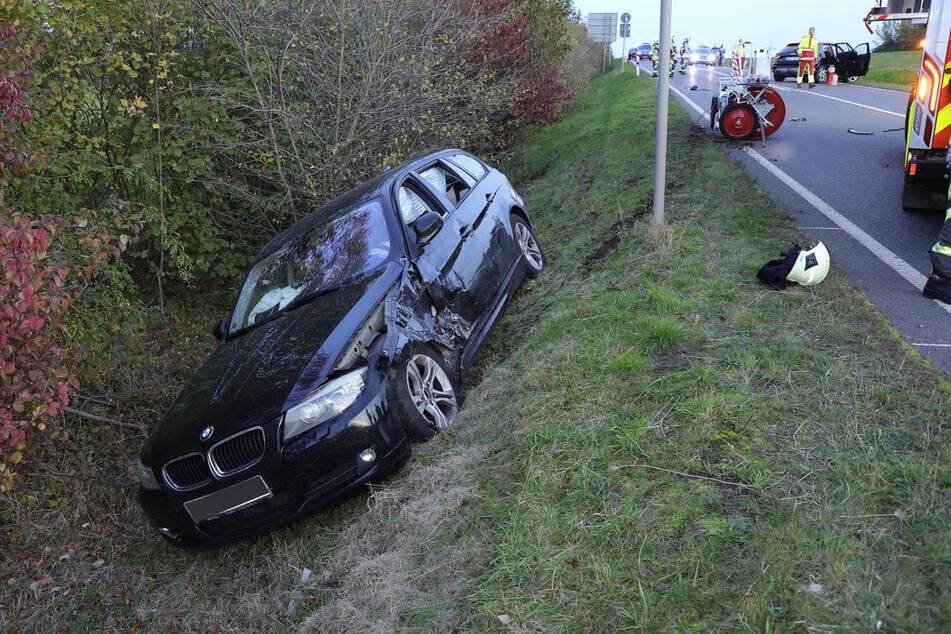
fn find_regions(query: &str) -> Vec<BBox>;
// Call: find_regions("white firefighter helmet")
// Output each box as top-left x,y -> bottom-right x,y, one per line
786,241 -> 830,285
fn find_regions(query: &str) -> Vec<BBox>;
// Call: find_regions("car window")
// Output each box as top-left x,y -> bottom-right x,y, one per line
446,153 -> 486,180
419,163 -> 472,207
230,201 -> 391,333
398,184 -> 437,224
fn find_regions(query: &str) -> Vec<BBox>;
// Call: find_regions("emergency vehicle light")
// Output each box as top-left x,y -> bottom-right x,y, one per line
918,56 -> 940,114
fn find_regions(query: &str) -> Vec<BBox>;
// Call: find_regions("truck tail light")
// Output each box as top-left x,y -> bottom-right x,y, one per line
918,55 -> 940,114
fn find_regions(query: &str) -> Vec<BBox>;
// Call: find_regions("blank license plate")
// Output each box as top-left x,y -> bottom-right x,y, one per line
184,475 -> 272,523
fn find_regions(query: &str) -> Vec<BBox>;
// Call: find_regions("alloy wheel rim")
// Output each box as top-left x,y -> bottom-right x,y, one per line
515,223 -> 543,270
406,354 -> 457,430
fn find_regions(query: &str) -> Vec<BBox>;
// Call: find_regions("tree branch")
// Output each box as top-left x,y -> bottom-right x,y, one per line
64,406 -> 147,431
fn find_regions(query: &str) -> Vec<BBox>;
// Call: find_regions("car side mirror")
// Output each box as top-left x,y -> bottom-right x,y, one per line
412,211 -> 443,244
213,319 -> 228,342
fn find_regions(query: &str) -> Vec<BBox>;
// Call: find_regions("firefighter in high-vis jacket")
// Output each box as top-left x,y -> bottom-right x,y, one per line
679,37 -> 690,74
650,40 -> 660,77
668,37 -> 677,76
797,26 -> 819,88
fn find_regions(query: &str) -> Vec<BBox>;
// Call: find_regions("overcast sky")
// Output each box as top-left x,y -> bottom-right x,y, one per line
572,0 -> 885,56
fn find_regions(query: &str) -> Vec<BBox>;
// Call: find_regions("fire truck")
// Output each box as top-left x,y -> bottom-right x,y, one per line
863,1 -> 951,209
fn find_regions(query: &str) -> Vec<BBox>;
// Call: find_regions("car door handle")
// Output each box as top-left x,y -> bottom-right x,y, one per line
459,223 -> 474,238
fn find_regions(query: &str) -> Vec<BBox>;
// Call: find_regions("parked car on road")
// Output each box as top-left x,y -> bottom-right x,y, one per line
689,45 -> 718,66
136,149 -> 545,547
631,42 -> 652,60
771,41 -> 871,83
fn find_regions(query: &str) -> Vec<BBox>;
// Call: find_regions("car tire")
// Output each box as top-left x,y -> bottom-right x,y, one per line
847,75 -> 858,83
390,346 -> 458,441
773,72 -> 784,82
815,66 -> 828,84
512,215 -> 545,279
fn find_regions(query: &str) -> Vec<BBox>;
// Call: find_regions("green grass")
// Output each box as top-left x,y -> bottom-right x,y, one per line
865,49 -> 920,90
449,68 -> 950,631
3,58 -> 949,633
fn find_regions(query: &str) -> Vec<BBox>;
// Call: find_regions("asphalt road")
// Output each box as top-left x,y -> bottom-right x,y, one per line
634,59 -> 951,377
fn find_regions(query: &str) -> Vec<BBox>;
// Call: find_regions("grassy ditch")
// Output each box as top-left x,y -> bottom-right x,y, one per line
2,64 -> 948,632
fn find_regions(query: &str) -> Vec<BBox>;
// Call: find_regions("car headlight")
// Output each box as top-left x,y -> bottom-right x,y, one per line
282,367 -> 367,441
135,457 -> 161,490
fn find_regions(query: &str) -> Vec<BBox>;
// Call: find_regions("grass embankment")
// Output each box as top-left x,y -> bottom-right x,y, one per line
447,67 -> 949,631
864,49 -> 919,90
3,63 -> 948,632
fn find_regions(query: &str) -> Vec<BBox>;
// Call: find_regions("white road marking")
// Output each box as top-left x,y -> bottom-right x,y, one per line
768,85 -> 904,118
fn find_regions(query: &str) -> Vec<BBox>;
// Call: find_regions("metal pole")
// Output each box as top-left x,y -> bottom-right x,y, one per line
652,0 -> 672,226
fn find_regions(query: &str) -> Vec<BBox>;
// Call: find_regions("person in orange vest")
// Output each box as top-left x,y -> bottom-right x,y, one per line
797,26 -> 819,88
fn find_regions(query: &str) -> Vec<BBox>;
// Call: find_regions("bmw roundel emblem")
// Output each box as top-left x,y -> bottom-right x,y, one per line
200,426 -> 214,441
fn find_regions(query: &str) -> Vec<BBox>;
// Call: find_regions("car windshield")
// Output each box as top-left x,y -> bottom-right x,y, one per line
229,200 -> 391,334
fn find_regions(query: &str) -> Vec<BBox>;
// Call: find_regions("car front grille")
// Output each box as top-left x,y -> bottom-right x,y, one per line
162,427 -> 267,490
209,427 -> 266,477
163,453 -> 212,491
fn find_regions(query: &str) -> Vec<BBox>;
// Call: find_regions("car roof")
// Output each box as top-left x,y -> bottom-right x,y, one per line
251,149 -> 474,263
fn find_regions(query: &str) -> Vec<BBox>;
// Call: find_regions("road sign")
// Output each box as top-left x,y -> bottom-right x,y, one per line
621,12 -> 631,24
587,13 -> 618,43
620,23 -> 630,38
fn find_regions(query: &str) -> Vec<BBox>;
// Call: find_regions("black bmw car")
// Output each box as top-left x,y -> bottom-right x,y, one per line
136,149 -> 544,547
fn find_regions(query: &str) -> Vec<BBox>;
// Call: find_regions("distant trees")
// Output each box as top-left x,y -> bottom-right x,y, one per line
873,20 -> 926,52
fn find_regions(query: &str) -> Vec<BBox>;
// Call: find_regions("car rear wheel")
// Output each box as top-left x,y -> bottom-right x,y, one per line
390,346 -> 458,441
513,215 -> 545,279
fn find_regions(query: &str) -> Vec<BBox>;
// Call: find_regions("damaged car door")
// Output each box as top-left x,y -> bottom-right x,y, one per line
395,159 -> 514,361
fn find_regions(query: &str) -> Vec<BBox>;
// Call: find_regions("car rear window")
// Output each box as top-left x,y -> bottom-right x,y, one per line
446,153 -> 486,180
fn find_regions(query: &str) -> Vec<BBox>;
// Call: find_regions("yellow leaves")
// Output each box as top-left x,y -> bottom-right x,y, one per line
120,96 -> 148,118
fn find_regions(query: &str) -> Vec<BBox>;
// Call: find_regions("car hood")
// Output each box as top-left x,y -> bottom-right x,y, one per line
141,263 -> 401,464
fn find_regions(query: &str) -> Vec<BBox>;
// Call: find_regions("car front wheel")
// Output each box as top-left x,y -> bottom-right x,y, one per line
512,216 -> 545,278
815,66 -> 828,84
390,346 -> 458,441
